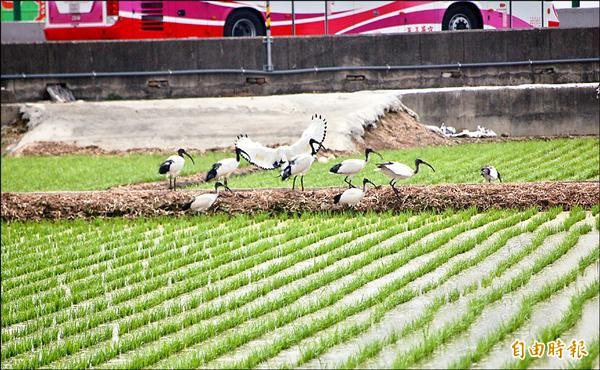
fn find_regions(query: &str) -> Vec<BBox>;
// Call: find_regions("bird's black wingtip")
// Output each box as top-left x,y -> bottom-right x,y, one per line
182,201 -> 192,211
333,193 -> 342,204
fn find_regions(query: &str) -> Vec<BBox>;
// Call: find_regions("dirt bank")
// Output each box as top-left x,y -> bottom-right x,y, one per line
2,182 -> 597,221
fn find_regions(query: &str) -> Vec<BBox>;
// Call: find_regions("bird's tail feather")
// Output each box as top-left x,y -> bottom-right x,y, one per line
205,168 -> 217,182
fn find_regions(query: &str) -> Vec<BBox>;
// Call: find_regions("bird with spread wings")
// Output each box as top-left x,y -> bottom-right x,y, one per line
235,114 -> 327,170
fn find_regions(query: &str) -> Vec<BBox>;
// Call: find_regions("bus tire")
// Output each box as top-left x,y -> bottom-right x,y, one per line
224,10 -> 265,37
442,6 -> 481,30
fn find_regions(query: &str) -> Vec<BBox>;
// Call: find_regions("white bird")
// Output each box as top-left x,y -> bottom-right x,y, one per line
182,182 -> 231,213
205,147 -> 249,187
375,158 -> 435,196
481,166 -> 502,183
333,178 -> 378,207
159,148 -> 195,190
329,148 -> 383,188
281,139 -> 325,191
235,114 -> 327,170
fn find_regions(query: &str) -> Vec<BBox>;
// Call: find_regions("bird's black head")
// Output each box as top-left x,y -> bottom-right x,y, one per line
363,177 -> 378,189
415,158 -> 435,172
178,148 -> 195,164
235,147 -> 249,162
481,167 -> 490,176
281,164 -> 292,181
215,181 -> 231,192
365,148 -> 383,161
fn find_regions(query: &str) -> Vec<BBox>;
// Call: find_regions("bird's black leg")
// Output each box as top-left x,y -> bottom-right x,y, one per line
301,176 -> 305,191
224,177 -> 228,187
389,179 -> 401,197
173,177 -> 177,190
169,176 -> 173,190
292,176 -> 297,190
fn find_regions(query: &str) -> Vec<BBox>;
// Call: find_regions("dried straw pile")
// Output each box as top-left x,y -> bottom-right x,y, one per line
2,182 -> 598,221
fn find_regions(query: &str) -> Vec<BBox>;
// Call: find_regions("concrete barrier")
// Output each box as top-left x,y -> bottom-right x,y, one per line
1,27 -> 598,102
399,83 -> 600,136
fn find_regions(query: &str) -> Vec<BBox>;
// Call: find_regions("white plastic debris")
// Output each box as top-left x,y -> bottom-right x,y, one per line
424,123 -> 497,138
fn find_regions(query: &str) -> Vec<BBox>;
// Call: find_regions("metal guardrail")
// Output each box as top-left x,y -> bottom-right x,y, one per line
1,57 -> 599,80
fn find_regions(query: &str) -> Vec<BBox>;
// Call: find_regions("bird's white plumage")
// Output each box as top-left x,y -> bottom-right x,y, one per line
215,158 -> 240,178
481,166 -> 500,182
164,155 -> 185,176
236,114 -> 327,170
284,153 -> 315,177
336,187 -> 365,206
188,193 -> 219,212
234,137 -> 285,170
334,159 -> 367,175
376,162 -> 415,179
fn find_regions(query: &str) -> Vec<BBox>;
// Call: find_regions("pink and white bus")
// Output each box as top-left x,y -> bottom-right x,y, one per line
44,1 -> 560,41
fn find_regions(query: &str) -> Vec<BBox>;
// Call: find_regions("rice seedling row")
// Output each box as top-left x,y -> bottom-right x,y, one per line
283,208 -> 560,369
1,214 -> 377,361
2,214 -> 232,285
207,209 -> 539,369
137,210 -> 503,369
2,216 -> 245,309
3,212 -> 404,368
2,208 -> 598,369
388,222 -> 596,368
3,217 -> 276,330
297,208 -> 585,369
44,211 -> 445,369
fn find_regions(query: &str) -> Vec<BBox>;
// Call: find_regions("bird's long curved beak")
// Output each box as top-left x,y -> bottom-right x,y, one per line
422,160 -> 435,172
184,151 -> 195,165
365,179 -> 379,189
373,151 -> 383,159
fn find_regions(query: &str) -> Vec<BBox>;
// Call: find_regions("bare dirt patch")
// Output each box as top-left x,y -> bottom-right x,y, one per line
13,141 -> 215,157
2,182 -> 598,221
359,110 -> 450,150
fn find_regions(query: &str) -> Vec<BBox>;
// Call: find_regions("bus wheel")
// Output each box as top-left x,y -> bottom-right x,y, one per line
224,10 -> 265,37
442,6 -> 481,30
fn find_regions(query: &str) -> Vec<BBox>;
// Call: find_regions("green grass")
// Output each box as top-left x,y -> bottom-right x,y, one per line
1,138 -> 598,192
0,151 -> 245,192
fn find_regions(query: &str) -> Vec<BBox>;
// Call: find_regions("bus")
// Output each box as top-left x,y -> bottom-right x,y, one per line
44,1 -> 560,41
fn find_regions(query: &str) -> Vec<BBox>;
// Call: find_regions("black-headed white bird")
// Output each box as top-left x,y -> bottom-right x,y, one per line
182,182 -> 231,212
159,148 -> 195,190
281,138 -> 325,191
481,166 -> 502,183
205,147 -> 249,187
329,148 -> 383,188
333,178 -> 378,207
235,114 -> 327,170
375,158 -> 435,196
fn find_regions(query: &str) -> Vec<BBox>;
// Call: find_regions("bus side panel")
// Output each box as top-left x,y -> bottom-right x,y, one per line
544,1 -> 560,27
46,1 -> 103,26
510,0 -> 540,28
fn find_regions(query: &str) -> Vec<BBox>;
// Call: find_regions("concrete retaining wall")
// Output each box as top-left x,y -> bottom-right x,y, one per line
557,8 -> 600,28
1,27 -> 599,102
400,84 -> 600,136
